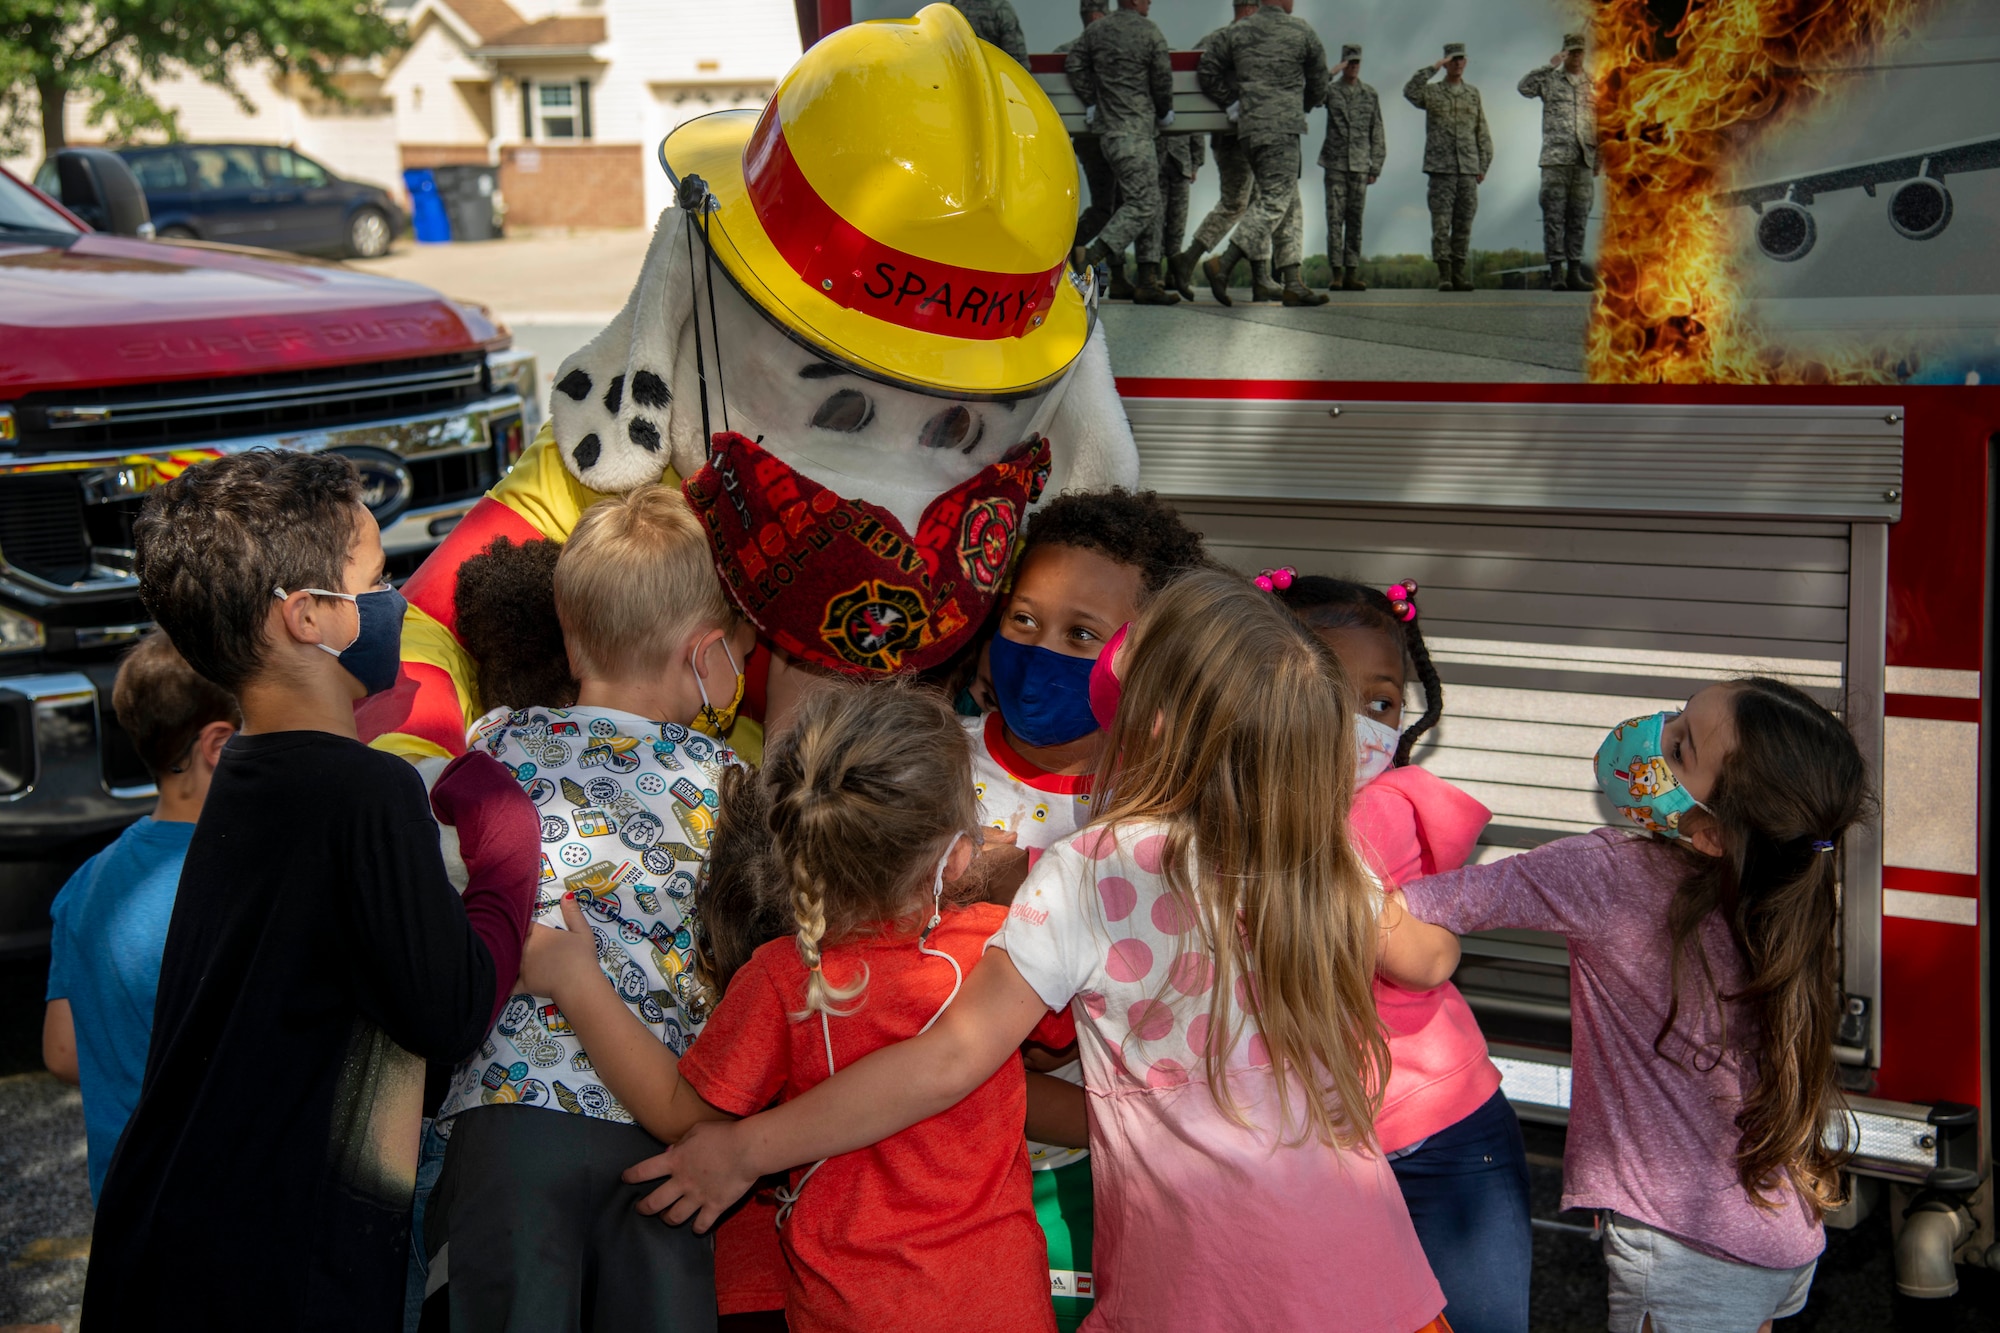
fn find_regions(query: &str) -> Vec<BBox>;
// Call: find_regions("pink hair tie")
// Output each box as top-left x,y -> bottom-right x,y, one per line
1255,566 -> 1296,592
1385,579 -> 1419,622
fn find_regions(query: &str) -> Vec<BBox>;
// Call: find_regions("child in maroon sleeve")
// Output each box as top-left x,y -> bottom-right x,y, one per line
1403,678 -> 1869,1333
84,451 -> 538,1333
521,678 -> 1053,1333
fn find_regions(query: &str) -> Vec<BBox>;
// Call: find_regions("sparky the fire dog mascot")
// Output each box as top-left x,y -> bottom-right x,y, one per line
362,4 -> 1138,764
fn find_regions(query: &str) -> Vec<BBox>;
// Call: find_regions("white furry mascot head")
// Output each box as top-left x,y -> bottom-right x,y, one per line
546,3 -> 1136,675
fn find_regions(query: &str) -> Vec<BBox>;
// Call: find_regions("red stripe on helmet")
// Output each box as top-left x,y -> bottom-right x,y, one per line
742,111 -> 1065,343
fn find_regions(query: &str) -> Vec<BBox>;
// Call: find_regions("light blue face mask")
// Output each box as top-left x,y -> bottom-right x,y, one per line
1594,711 -> 1711,839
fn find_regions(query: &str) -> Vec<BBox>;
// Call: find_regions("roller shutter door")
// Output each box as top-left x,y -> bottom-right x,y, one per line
1128,397 -> 1898,1070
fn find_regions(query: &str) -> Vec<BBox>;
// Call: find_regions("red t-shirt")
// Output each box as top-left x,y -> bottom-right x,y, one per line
679,903 -> 1055,1333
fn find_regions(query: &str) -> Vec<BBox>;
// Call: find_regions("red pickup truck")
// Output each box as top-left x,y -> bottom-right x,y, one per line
0,163 -> 536,953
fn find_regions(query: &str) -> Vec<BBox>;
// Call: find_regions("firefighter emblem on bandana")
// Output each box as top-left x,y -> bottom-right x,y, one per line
959,497 -> 1018,593
821,580 -> 931,672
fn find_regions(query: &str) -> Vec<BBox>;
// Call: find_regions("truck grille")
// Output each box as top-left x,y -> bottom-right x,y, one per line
0,475 -> 95,586
6,353 -> 489,453
2,433 -> 502,591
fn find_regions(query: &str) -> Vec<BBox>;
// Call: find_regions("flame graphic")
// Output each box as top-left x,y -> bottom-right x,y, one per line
1588,0 -> 1935,383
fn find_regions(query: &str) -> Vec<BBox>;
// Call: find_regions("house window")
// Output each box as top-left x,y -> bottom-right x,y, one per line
538,82 -> 579,139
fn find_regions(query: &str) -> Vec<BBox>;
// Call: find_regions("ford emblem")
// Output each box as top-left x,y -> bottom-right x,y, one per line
330,446 -> 415,527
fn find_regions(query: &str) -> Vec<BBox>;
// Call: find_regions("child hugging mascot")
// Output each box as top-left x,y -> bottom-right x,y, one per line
362,4 -> 1137,764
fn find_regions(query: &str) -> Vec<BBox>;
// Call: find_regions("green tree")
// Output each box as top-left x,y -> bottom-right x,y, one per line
1,0 -> 401,158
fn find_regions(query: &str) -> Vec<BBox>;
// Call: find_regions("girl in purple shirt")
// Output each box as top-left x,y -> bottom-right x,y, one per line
1404,676 -> 1868,1333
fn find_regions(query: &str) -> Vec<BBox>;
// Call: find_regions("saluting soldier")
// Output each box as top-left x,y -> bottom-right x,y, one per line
1197,0 -> 1330,307
1404,41 -> 1493,293
1519,31 -> 1599,292
949,0 -> 1029,65
1320,43 -> 1385,294
1170,1 -> 1260,300
1068,0 -> 1180,304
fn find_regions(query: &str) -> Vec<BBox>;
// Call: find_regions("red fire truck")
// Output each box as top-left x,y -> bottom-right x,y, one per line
815,0 -> 1994,1298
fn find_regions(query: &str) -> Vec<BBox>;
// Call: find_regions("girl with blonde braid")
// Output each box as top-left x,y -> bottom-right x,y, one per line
521,678 -> 1056,1333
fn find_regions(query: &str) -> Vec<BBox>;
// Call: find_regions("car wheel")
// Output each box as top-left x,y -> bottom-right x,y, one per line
156,225 -> 198,242
348,207 -> 392,259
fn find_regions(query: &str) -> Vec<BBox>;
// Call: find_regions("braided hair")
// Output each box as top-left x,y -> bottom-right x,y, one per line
759,677 -> 980,1017
1275,575 -> 1443,766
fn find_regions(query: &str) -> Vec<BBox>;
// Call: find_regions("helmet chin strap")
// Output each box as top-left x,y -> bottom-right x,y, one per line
676,174 -> 728,459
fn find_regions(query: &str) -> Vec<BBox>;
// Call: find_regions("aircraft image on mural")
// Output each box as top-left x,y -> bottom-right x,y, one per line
1720,134 -> 2000,261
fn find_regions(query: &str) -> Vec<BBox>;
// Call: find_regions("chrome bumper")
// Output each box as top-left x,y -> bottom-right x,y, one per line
1490,1045 -> 1982,1187
0,671 -> 152,835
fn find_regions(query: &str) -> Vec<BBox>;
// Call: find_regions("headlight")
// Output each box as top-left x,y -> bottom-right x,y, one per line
0,605 -> 45,654
486,347 -> 542,431
0,405 -> 15,442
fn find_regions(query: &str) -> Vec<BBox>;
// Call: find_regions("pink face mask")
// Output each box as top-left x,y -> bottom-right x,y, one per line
1088,622 -> 1130,732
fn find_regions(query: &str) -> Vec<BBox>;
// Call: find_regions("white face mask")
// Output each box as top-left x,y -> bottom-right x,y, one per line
1355,715 -> 1401,787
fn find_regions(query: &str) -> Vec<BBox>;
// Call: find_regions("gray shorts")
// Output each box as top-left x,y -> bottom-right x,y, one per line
1602,1212 -> 1816,1333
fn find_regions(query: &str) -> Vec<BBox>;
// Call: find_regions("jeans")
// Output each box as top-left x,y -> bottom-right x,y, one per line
1389,1088 -> 1533,1333
402,1117 -> 450,1333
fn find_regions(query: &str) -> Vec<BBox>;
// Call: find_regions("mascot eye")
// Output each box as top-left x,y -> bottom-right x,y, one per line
920,405 -> 979,452
811,389 -> 874,433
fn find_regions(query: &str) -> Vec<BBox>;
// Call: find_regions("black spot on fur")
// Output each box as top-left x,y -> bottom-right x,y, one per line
628,418 -> 662,453
632,370 -> 671,409
572,433 -> 602,470
556,368 -> 593,401
603,373 -> 625,415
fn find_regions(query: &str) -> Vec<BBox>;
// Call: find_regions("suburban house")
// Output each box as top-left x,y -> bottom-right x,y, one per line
6,0 -> 801,231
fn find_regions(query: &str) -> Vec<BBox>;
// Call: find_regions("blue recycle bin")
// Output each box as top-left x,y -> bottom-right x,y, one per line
403,169 -> 452,244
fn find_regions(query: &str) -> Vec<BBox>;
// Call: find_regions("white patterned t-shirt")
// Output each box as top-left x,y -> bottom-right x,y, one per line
436,704 -> 740,1127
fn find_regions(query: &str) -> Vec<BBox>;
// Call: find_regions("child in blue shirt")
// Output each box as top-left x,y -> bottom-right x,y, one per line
42,630 -> 238,1201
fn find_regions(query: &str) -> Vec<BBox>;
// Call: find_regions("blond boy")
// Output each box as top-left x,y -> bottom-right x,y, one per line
423,485 -> 753,1330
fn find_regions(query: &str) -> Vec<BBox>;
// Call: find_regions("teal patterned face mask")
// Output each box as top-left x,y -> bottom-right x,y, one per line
1595,711 -> 1712,838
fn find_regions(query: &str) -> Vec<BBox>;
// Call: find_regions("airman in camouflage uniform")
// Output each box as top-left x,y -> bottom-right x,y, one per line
1404,41 -> 1493,293
1519,32 -> 1598,291
1321,43 -> 1385,293
1157,131 -> 1206,297
1169,2 -> 1260,299
1197,0 -> 1330,307
950,0 -> 1028,66
1068,0 -> 1179,304
1059,5 -> 1128,295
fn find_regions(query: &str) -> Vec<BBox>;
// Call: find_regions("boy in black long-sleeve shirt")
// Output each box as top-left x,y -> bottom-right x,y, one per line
83,452 -> 539,1332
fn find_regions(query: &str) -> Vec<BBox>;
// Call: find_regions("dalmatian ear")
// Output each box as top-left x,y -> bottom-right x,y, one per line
1039,322 -> 1140,504
549,208 -> 705,493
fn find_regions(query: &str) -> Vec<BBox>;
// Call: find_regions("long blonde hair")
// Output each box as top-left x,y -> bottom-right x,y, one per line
1092,568 -> 1388,1149
761,677 -> 980,1017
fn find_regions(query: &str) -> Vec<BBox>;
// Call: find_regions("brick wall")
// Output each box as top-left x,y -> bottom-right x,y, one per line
498,143 -> 645,229
400,143 -> 495,169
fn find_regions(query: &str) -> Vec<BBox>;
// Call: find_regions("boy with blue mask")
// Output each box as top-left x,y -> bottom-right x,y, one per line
962,486 -> 1205,1333
84,451 -> 542,1332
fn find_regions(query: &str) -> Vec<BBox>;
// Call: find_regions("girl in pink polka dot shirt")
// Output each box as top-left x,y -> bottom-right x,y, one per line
650,570 -> 1463,1333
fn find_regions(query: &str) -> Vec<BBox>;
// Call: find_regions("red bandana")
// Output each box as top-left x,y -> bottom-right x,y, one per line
683,433 -> 1052,674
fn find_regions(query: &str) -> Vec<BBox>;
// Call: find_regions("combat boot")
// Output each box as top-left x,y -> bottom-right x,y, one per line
1107,263 -> 1136,301
1280,264 -> 1329,307
1250,260 -> 1284,303
1451,261 -> 1475,293
1203,242 -> 1246,306
1547,262 -> 1565,291
1566,260 -> 1590,292
1436,262 -> 1453,292
1132,266 -> 1181,305
1342,266 -> 1368,292
1167,247 -> 1201,301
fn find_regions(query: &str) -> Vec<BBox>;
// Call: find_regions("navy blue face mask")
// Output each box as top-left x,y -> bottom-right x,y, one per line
988,633 -> 1100,748
275,583 -> 408,697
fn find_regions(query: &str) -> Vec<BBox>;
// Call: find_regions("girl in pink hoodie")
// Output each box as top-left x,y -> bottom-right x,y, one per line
1278,573 -> 1531,1333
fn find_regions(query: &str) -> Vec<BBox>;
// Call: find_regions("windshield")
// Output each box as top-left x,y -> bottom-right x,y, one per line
0,168 -> 84,239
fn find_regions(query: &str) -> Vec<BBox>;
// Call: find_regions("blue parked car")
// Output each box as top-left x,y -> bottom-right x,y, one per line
39,143 -> 410,258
